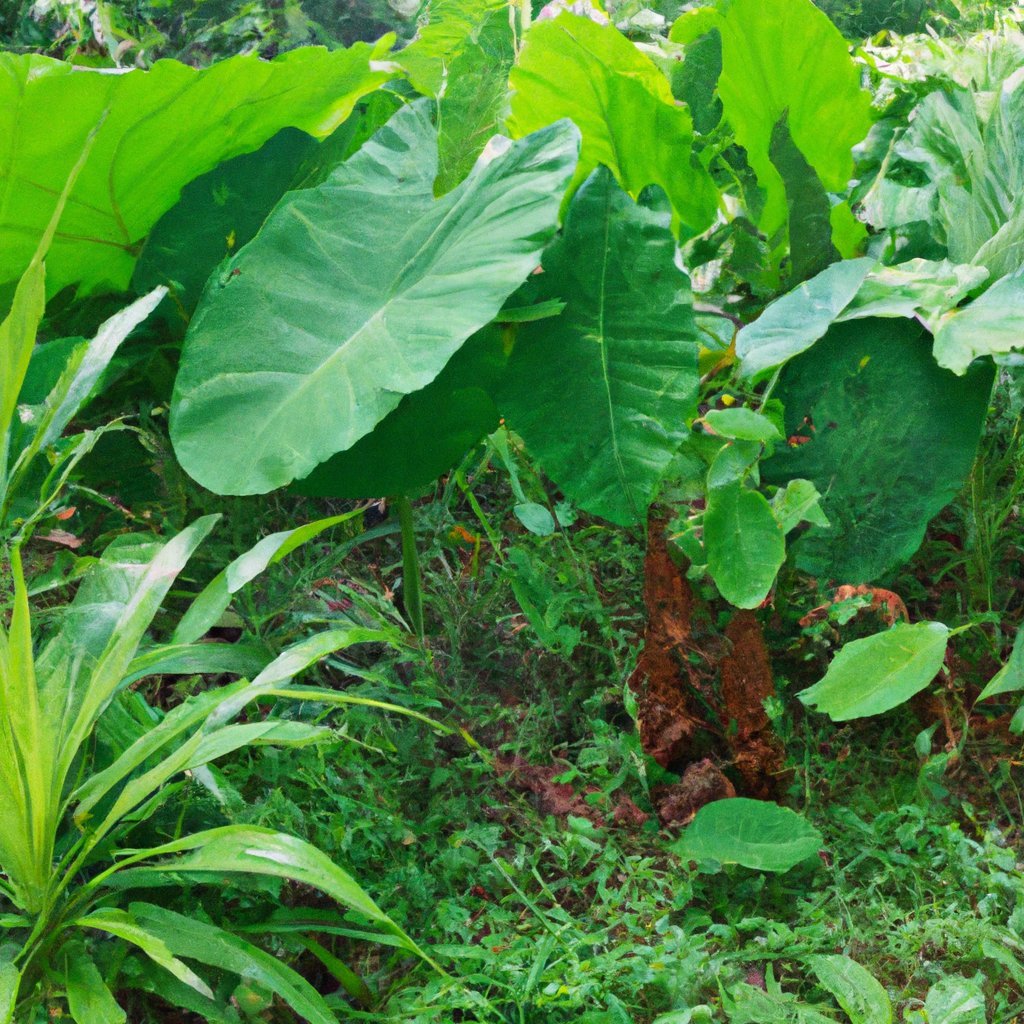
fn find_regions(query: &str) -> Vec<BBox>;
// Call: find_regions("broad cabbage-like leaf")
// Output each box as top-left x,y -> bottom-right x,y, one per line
737,257 -> 986,380
874,70 -> 1024,278
170,103 -> 580,495
762,318 -> 994,581
933,269 -> 1024,373
0,44 -> 395,297
509,13 -> 718,236
496,167 -> 700,525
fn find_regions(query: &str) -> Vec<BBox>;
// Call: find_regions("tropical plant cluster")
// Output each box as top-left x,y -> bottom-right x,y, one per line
1,0 -> 1023,1021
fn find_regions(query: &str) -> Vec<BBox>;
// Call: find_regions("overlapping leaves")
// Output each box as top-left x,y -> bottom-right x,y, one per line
0,45 -> 394,297
171,103 -> 580,495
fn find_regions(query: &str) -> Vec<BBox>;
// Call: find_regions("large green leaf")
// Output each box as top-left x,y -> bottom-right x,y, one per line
671,0 -> 871,247
294,326 -> 505,498
496,168 -> 699,525
435,10 -> 516,194
762,318 -> 994,581
673,798 -> 822,872
805,955 -> 892,1024
799,621 -> 949,721
170,103 -> 579,496
704,480 -> 786,609
0,46 -> 394,298
133,96 -> 400,323
396,0 -> 507,96
738,256 -> 986,380
509,13 -> 718,236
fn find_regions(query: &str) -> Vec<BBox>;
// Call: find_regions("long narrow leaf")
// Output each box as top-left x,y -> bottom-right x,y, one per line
127,903 -> 339,1024
99,826 -> 427,959
76,907 -> 214,999
50,516 -> 220,783
172,509 -> 368,645
8,288 -> 167,493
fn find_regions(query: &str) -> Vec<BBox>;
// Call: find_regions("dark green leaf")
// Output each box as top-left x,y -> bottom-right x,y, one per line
498,168 -> 699,525
762,318 -> 994,581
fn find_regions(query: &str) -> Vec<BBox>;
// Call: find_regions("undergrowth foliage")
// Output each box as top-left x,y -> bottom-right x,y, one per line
0,0 -> 1023,1021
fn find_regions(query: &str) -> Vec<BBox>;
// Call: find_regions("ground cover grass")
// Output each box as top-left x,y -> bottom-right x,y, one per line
86,411 -> 1022,1023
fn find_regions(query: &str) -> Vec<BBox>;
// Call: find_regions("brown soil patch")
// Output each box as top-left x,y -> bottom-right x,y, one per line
494,755 -> 649,829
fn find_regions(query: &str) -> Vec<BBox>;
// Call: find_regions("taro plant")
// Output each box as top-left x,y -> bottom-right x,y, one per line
0,516 -> 436,1022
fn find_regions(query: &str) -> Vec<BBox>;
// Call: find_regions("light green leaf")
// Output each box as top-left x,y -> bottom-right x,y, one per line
77,907 -> 214,999
0,263 -> 46,478
762,318 -> 994,581
64,948 -> 126,1024
674,798 -> 822,872
736,258 -> 874,380
435,9 -> 515,194
497,167 -> 699,525
509,13 -> 718,235
396,0 -> 507,96
110,826 -> 426,958
515,502 -> 556,536
48,516 -> 220,782
922,977 -> 987,1024
704,407 -> 781,442
799,621 -> 950,721
172,509 -> 365,644
704,481 -> 786,609
9,288 -> 166,490
770,479 -> 829,534
933,270 -> 1024,374
805,954 -> 892,1024
170,103 -> 579,495
978,627 -> 1024,700
127,903 -> 338,1024
0,960 -> 18,1024
837,259 -> 987,327
121,641 -> 270,687
0,45 -> 395,297
671,0 -> 871,247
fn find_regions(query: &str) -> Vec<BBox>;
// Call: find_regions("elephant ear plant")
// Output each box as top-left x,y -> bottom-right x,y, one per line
170,102 -> 582,636
0,515 -> 434,1023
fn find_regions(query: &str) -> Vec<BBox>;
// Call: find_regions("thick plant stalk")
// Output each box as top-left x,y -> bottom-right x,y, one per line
394,495 -> 424,639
